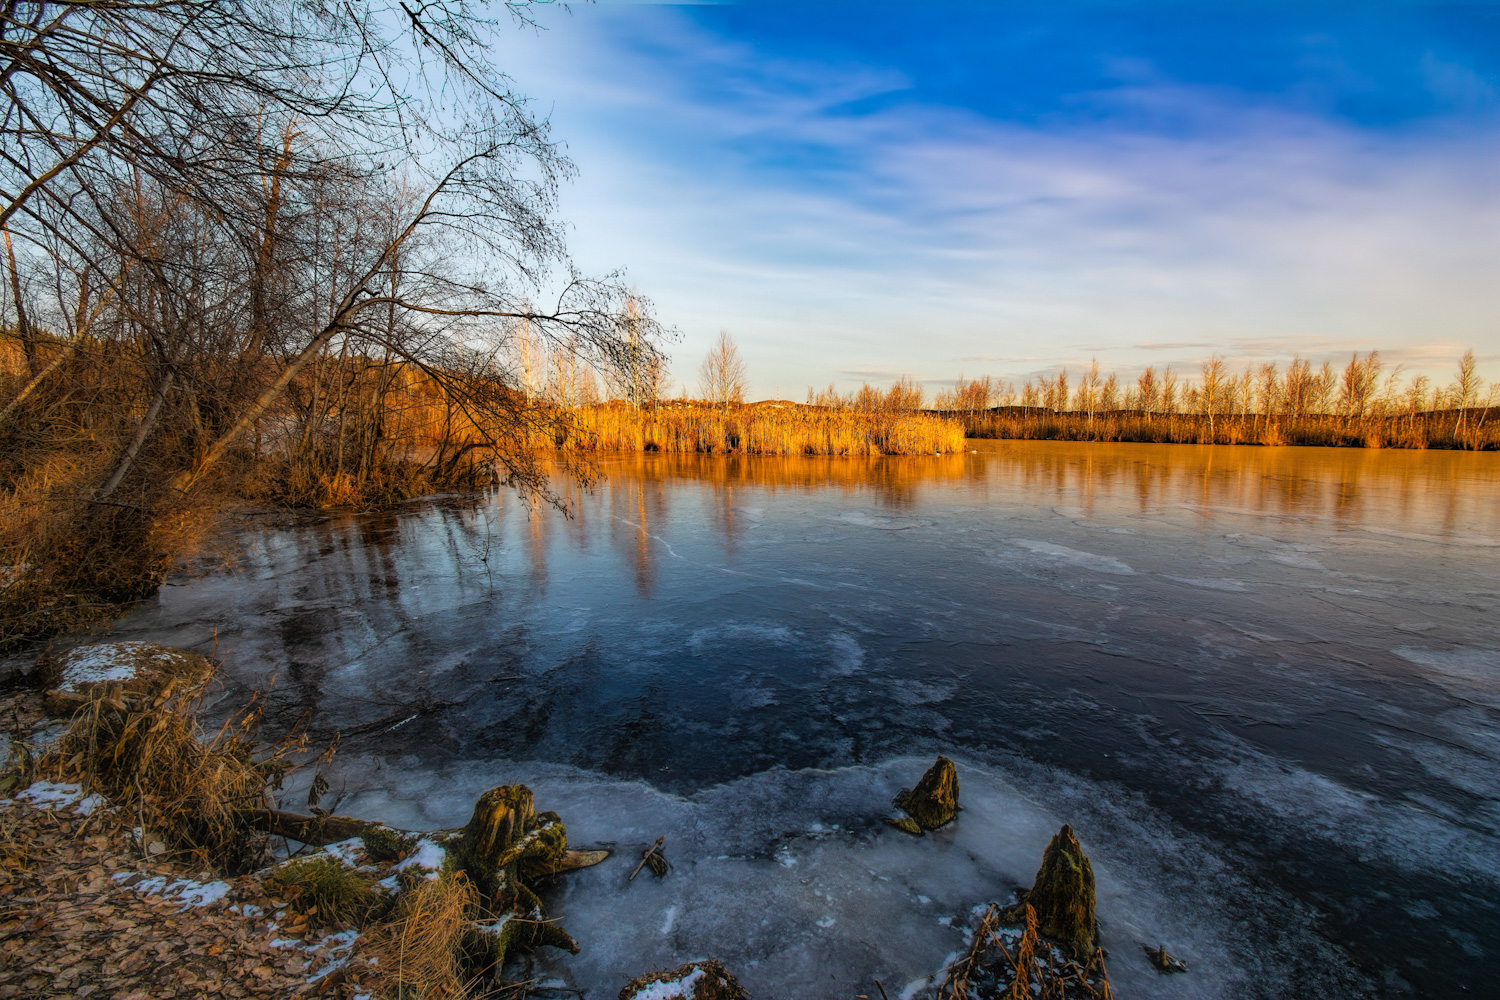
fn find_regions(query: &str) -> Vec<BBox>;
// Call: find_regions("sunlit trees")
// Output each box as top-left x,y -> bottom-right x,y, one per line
698,330 -> 748,407
885,376 -> 925,412
1454,349 -> 1482,428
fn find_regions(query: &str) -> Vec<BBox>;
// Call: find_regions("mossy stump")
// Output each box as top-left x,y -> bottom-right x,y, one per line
887,755 -> 959,834
451,784 -> 579,967
619,959 -> 749,1000
1017,823 -> 1097,959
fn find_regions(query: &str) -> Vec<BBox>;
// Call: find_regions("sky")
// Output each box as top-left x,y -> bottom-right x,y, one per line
497,1 -> 1500,399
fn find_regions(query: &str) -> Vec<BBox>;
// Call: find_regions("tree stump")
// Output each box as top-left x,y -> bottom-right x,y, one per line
1019,823 -> 1097,959
450,784 -> 579,967
889,756 -> 960,833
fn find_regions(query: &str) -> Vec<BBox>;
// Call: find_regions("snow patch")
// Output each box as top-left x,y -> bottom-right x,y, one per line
630,967 -> 704,1000
323,837 -> 366,867
14,780 -> 106,816
395,838 -> 446,878
113,872 -> 232,909
57,642 -> 155,691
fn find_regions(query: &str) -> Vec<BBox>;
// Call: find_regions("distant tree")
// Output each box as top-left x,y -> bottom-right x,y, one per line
1199,355 -> 1230,438
698,329 -> 748,407
885,376 -> 924,412
953,375 -> 992,414
1100,373 -> 1119,412
1136,366 -> 1159,416
1337,351 -> 1382,418
1454,349 -> 1482,428
1160,366 -> 1179,414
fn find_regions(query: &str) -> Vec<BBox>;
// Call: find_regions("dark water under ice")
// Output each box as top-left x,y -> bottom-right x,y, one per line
79,441 -> 1500,998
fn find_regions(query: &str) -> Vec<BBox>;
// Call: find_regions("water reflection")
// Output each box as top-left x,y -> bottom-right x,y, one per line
500,442 -> 1498,592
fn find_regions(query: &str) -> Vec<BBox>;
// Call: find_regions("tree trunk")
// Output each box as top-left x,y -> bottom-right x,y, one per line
97,362 -> 175,499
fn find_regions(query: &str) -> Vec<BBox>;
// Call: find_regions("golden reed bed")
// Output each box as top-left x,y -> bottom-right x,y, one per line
554,401 -> 966,456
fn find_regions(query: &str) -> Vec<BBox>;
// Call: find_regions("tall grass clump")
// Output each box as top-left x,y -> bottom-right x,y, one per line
34,660 -> 304,872
361,874 -> 479,1000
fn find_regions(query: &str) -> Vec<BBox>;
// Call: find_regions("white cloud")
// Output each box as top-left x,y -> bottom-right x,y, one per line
503,7 -> 1500,396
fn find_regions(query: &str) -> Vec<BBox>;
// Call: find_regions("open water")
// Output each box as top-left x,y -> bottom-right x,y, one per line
89,441 -> 1500,998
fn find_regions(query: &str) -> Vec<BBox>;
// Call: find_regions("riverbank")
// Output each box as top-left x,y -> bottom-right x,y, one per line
2,643 -> 1123,1000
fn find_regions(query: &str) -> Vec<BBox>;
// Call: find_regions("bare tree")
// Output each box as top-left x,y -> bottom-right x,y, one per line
698,330 -> 748,408
1454,349 -> 1482,429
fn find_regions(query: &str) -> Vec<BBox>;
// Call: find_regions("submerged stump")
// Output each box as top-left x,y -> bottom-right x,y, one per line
1017,823 -> 1097,959
887,755 -> 959,834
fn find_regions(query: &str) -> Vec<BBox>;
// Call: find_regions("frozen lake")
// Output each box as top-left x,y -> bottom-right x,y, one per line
94,441 -> 1499,998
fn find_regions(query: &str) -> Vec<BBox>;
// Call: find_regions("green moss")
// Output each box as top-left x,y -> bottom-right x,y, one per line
893,756 -> 959,830
361,825 -> 414,864
1017,823 -> 1097,959
265,855 -> 386,929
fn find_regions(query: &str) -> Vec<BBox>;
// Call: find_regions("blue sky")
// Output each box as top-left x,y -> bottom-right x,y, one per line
501,1 -> 1500,398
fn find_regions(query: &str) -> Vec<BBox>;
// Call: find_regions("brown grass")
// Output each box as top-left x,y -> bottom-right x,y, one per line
35,670 -> 304,872
359,872 -> 478,1000
561,401 -> 964,456
959,407 -> 1500,451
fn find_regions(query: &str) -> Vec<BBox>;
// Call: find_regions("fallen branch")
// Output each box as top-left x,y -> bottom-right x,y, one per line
629,836 -> 665,881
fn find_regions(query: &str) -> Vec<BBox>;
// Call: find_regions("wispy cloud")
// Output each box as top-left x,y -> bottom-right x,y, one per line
505,6 -> 1500,396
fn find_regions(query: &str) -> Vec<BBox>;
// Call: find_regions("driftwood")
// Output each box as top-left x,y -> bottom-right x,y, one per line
629,836 -> 665,881
247,804 -> 607,874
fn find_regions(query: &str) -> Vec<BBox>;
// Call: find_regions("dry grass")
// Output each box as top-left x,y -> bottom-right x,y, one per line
265,855 -> 388,930
940,903 -> 1114,1000
961,408 -> 1500,450
360,872 -> 479,1000
561,401 -> 964,456
34,671 -> 303,873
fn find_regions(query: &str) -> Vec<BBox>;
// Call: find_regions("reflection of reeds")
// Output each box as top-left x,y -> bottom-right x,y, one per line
557,401 -> 964,456
957,408 -> 1499,451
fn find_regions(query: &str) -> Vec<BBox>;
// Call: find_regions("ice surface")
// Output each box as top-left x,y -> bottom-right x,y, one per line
329,754 -> 1329,999
1011,539 -> 1135,575
838,511 -> 930,530
68,444 -> 1500,997
1392,646 -> 1500,709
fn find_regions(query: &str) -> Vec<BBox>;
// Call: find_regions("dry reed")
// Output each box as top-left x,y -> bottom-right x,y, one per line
36,668 -> 304,872
959,407 -> 1499,450
559,401 -> 964,456
359,872 -> 479,1000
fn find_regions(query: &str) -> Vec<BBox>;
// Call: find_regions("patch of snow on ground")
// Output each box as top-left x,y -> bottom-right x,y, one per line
323,837 -> 366,867
631,967 -> 704,1000
14,780 -> 106,815
112,872 -> 232,908
57,641 -> 156,691
395,838 -> 446,878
